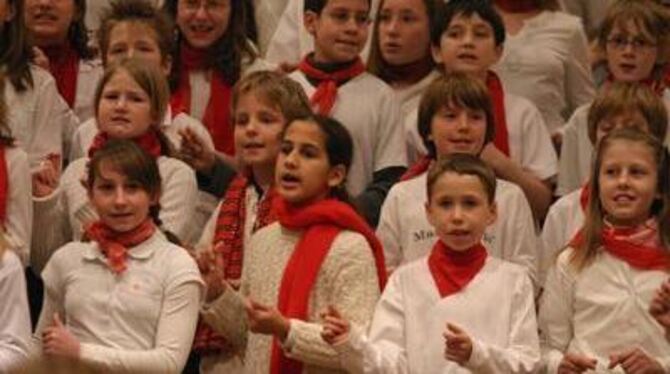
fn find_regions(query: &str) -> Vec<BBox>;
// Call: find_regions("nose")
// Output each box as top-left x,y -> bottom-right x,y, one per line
113,95 -> 128,110
456,113 -> 470,131
451,204 -> 465,222
193,3 -> 209,19
616,170 -> 631,187
384,16 -> 400,35
283,149 -> 298,168
113,187 -> 128,206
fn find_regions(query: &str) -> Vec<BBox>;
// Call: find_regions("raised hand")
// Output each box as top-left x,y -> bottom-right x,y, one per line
320,305 -> 350,345
443,322 -> 473,366
43,313 -> 80,359
245,297 -> 290,341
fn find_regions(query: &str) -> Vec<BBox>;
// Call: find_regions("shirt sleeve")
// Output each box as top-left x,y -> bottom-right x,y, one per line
376,186 -> 405,273
562,19 -> 596,119
0,251 -> 31,371
158,158 -> 198,241
264,0 -> 306,65
5,149 -> 32,266
30,187 -> 71,275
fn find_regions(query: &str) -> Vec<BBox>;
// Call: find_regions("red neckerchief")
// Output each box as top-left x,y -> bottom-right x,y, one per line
88,131 -> 163,159
170,42 -> 234,155
400,156 -> 432,181
428,240 -> 488,298
0,146 -> 7,227
569,220 -> 670,270
193,174 -> 278,354
579,183 -> 590,211
84,219 -> 156,274
42,44 -> 79,109
494,0 -> 539,12
486,71 -> 511,156
270,197 -> 387,374
297,55 -> 366,116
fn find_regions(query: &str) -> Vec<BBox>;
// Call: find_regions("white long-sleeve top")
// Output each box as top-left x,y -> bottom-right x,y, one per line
3,147 -> 32,266
560,0 -> 615,38
540,189 -> 583,285
0,250 -> 31,371
335,256 -> 540,374
4,65 -> 76,168
493,11 -> 595,134
30,155 -> 198,273
202,222 -> 381,374
378,172 -> 539,289
540,248 -> 670,373
289,71 -> 408,196
72,59 -> 104,124
32,231 -> 203,373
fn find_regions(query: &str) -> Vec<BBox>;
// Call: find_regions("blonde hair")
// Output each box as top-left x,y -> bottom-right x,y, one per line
587,81 -> 668,144
570,128 -> 670,271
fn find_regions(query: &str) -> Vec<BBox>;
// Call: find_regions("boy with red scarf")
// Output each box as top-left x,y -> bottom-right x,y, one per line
321,154 -> 540,374
288,0 -> 407,227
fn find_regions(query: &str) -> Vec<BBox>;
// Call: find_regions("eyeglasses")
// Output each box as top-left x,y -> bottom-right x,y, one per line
179,0 -> 228,14
606,36 -> 657,51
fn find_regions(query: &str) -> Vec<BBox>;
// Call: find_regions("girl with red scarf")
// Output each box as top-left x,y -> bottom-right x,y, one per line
24,0 -> 102,123
32,139 -> 203,373
31,58 -> 198,274
190,70 -> 311,373
541,129 -> 670,373
200,115 -> 386,374
321,154 -> 540,373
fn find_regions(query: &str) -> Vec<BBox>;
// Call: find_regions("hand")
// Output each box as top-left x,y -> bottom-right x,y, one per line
320,305 -> 350,345
197,247 -> 228,302
32,153 -> 61,198
479,143 -> 507,174
245,297 -> 290,341
558,353 -> 597,373
649,278 -> 670,337
609,348 -> 664,374
177,127 -> 216,173
443,322 -> 472,365
32,46 -> 50,70
276,61 -> 298,74
42,313 -> 80,359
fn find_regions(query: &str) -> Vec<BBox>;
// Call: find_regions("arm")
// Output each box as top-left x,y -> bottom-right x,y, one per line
355,166 -> 406,228
196,160 -> 238,198
30,188 -> 70,276
376,187 -> 405,273
157,159 -> 198,241
464,272 -> 541,374
201,282 -> 250,352
5,149 -> 33,265
0,251 -> 31,370
31,70 -> 74,166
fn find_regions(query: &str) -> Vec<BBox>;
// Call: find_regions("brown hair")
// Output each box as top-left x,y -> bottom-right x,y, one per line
0,73 -> 14,147
587,81 -> 668,144
0,0 -> 34,92
533,0 -> 561,10
426,153 -> 497,203
570,128 -> 670,270
232,70 -> 312,125
97,0 -> 174,66
418,72 -> 495,158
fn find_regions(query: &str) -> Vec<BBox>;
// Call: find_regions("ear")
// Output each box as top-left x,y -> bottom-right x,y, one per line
161,56 -> 173,76
486,201 -> 498,226
326,164 -> 346,189
303,10 -> 319,37
425,201 -> 436,227
149,189 -> 160,207
492,44 -> 503,65
431,43 -> 443,65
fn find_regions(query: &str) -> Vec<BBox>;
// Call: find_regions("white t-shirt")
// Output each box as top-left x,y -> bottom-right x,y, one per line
3,147 -> 32,266
0,250 -> 30,371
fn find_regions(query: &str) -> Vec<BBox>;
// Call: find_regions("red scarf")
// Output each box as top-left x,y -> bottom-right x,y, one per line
84,219 -> 156,274
0,146 -> 7,226
428,240 -> 488,298
569,221 -> 670,270
42,44 -> 79,109
270,197 -> 387,374
297,55 -> 366,116
494,0 -> 539,13
486,71 -> 511,156
88,131 -> 163,159
400,155 -> 432,181
193,175 -> 278,353
170,43 -> 234,155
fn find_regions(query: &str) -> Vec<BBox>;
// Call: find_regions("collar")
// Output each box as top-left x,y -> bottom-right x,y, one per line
83,231 -> 160,262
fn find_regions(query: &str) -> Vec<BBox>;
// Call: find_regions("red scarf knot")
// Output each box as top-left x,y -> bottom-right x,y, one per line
297,55 -> 366,116
400,156 -> 432,181
494,0 -> 539,13
428,240 -> 488,298
270,197 -> 387,374
42,44 -> 80,109
84,219 -> 156,274
88,130 -> 163,159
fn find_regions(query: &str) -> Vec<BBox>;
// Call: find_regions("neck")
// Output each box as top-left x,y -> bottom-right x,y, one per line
252,166 -> 274,192
382,55 -> 434,87
310,53 -> 357,71
34,36 -> 68,49
493,0 -> 540,14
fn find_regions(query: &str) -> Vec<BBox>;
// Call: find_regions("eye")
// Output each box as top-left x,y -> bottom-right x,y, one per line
446,28 -> 463,39
355,14 -> 370,26
95,182 -> 114,192
234,113 -> 249,126
463,197 -> 480,208
378,11 -> 391,23
438,199 -> 453,208
280,142 -> 293,154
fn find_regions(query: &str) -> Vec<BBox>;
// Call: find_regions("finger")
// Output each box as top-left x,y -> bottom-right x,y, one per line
446,322 -> 464,335
568,354 -> 597,370
53,313 -> 63,327
327,304 -> 342,319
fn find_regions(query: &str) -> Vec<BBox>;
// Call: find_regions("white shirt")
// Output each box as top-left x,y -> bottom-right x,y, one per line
336,256 -> 540,374
405,91 -> 558,182
560,0 -> 615,37
253,0 -> 290,55
540,249 -> 670,373
33,231 -> 203,373
378,172 -> 539,288
31,156 -> 198,273
396,70 -> 440,163
3,147 -> 32,266
289,71 -> 408,196
494,11 -> 595,134
0,250 -> 30,371
72,59 -> 104,124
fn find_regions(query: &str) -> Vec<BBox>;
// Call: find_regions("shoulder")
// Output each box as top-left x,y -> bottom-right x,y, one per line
345,73 -> 395,97
28,64 -> 56,87
388,172 -> 427,200
325,230 -> 377,267
62,157 -> 88,181
79,58 -> 104,75
0,250 -> 22,276
5,146 -> 28,170
536,11 -> 583,32
48,241 -> 90,271
505,93 -> 542,119
157,156 -> 196,178
495,178 -> 525,200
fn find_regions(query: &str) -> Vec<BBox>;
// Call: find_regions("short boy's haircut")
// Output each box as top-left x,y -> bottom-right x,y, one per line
426,153 -> 497,204
97,0 -> 174,65
587,81 -> 668,144
431,0 -> 506,47
418,72 -> 495,158
304,0 -> 371,14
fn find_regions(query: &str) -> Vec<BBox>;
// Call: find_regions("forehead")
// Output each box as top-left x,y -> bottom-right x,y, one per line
448,13 -> 492,29
382,0 -> 426,12
109,21 -> 160,44
609,19 -> 654,38
323,0 -> 369,12
599,109 -> 648,125
284,120 -> 326,146
602,140 -> 656,164
104,69 -> 146,92
236,91 -> 282,113
431,172 -> 489,197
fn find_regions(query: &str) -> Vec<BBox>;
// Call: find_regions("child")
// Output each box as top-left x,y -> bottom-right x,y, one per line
32,139 -> 203,373
378,73 -> 539,289
31,58 -> 198,274
162,0 -> 269,157
558,0 -> 669,195
24,0 -> 103,123
192,70 -> 312,373
289,0 -> 408,226
69,0 -> 214,161
492,0 -> 595,136
200,114 -> 386,373
416,0 -> 557,220
540,128 -> 670,373
541,82 -> 667,283
322,154 -> 540,373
